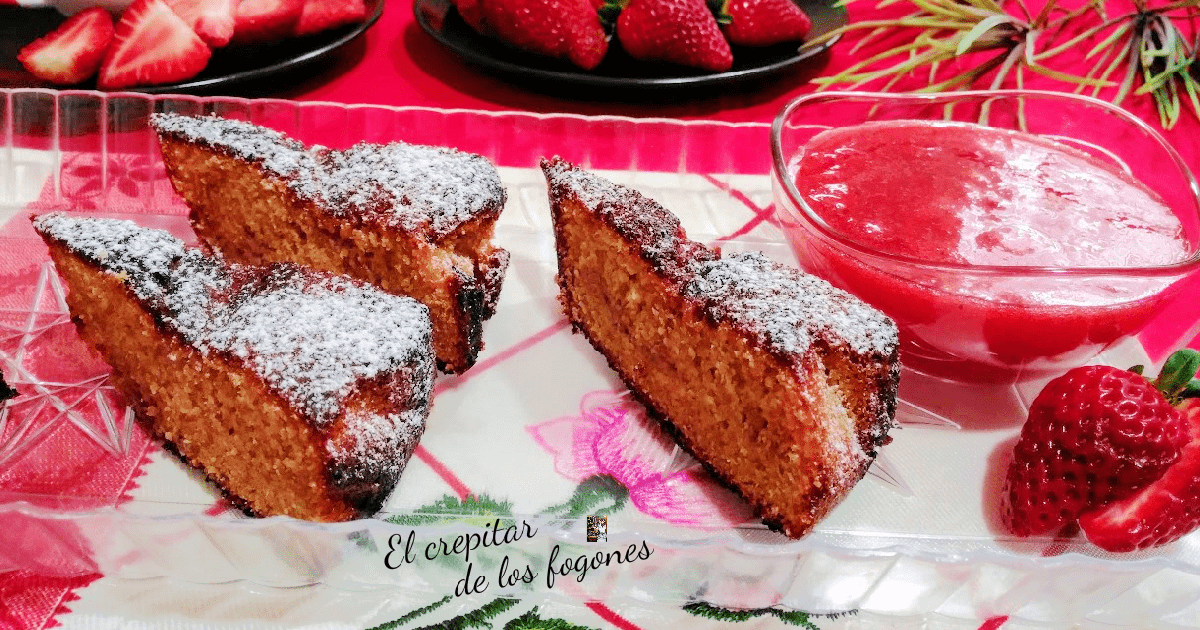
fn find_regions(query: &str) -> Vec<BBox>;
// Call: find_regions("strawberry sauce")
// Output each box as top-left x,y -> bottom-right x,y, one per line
787,120 -> 1191,382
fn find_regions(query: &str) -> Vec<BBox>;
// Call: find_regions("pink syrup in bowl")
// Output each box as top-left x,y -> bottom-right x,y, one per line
773,114 -> 1200,384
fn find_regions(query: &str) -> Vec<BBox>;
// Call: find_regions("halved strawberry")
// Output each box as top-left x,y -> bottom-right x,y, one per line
1079,352 -> 1200,551
164,0 -> 236,47
1001,362 -> 1189,537
98,0 -> 211,89
231,0 -> 305,45
294,0 -> 368,37
18,7 -> 115,85
1080,398 -> 1200,551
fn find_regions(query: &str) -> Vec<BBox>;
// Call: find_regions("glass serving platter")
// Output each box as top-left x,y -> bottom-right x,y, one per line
2,89 -> 1200,627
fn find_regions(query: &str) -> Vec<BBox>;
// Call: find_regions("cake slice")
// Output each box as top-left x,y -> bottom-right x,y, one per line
542,158 -> 900,538
150,112 -> 509,374
34,213 -> 435,522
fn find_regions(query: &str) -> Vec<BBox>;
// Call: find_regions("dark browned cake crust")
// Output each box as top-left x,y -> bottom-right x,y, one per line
542,157 -> 900,538
33,213 -> 435,522
150,112 -> 509,374
0,373 -> 15,403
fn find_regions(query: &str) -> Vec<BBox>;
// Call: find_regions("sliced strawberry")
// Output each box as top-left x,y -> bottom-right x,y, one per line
1078,352 -> 1200,551
164,0 -> 236,47
294,0 -> 368,37
1080,398 -> 1200,551
720,0 -> 811,47
232,0 -> 305,45
17,7 -> 115,85
616,0 -> 732,72
98,0 -> 211,89
1001,364 -> 1188,537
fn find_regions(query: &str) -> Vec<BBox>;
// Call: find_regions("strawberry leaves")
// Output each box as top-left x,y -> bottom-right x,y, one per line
1154,348 -> 1200,405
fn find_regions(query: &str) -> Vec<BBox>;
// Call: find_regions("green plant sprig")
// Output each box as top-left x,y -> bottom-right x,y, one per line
805,0 -> 1200,129
1093,2 -> 1200,128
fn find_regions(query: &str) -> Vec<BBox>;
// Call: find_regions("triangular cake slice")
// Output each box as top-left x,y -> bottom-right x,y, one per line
34,213 -> 435,522
542,158 -> 900,538
150,112 -> 509,374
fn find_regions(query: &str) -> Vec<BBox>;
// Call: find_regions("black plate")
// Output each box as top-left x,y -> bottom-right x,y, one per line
413,0 -> 845,90
0,0 -> 383,94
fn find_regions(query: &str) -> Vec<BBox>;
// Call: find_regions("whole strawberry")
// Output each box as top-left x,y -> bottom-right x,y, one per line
463,0 -> 608,70
1001,362 -> 1190,537
719,0 -> 811,47
453,0 -> 487,34
1078,351 -> 1200,551
616,0 -> 733,72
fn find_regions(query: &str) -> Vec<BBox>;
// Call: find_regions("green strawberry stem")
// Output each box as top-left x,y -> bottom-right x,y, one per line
705,0 -> 731,25
598,0 -> 625,33
1151,348 -> 1200,405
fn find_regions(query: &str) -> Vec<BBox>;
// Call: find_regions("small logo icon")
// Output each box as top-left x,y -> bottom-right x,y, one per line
586,515 -> 607,542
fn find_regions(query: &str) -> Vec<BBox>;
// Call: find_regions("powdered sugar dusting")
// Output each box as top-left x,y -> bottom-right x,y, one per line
33,214 -> 435,430
190,266 -> 434,426
541,157 -> 709,276
150,113 -> 505,241
328,407 -> 427,488
479,248 -> 511,319
541,157 -> 897,361
32,213 -> 185,304
685,251 -> 898,358
150,112 -> 316,184
543,159 -> 897,537
317,142 -> 505,239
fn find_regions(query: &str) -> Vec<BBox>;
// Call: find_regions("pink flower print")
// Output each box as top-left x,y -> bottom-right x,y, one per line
40,151 -> 186,215
529,390 -> 754,529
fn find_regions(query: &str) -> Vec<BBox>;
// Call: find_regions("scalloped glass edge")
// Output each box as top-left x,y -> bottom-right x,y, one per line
3,89 -> 1200,626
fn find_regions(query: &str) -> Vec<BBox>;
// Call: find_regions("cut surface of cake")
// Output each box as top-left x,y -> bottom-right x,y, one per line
542,158 -> 900,538
34,213 -> 435,522
151,112 -> 509,374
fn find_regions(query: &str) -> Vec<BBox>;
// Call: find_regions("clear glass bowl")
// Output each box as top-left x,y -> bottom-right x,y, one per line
771,90 -> 1200,384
